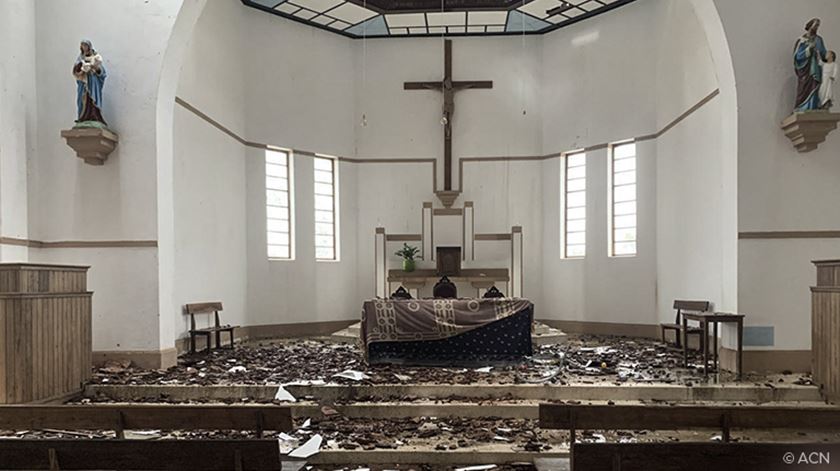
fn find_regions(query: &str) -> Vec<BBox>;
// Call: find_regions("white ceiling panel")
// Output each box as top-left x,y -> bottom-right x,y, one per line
486,25 -> 505,32
427,11 -> 466,26
386,13 -> 427,28
468,11 -> 507,25
275,2 -> 300,14
292,0 -> 343,13
293,8 -> 318,19
328,2 -> 377,24
467,25 -> 485,32
518,0 -> 562,19
311,14 -> 334,24
447,25 -> 466,33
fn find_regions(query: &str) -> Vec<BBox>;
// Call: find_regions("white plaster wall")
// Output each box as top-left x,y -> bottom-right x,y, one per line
714,0 -> 840,351
654,0 -> 732,324
24,0 -> 184,352
239,9 -> 361,326
540,0 -> 659,325
172,0 -> 248,336
0,0 -> 35,261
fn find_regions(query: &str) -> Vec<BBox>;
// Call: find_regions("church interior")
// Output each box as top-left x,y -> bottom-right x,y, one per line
1,0 -> 840,469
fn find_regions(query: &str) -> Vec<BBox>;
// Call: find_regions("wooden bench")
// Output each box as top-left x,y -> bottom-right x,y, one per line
660,300 -> 710,348
0,404 -> 293,438
571,443 -> 840,471
184,302 -> 238,353
539,403 -> 840,443
0,440 -> 283,471
540,403 -> 840,470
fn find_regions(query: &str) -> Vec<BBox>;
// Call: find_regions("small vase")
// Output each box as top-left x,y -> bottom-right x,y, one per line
403,259 -> 416,272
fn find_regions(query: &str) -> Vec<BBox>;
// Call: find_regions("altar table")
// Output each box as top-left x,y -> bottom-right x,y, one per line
361,298 -> 533,365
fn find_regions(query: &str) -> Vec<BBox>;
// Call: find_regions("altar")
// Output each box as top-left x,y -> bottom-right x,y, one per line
361,297 -> 534,366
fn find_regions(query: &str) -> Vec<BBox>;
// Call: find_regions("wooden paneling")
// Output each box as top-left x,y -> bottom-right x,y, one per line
812,260 -> 840,403
0,440 -> 282,471
0,404 -> 293,433
0,264 -> 91,404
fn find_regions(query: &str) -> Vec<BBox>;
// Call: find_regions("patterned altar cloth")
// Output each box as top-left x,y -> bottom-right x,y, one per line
361,298 -> 534,365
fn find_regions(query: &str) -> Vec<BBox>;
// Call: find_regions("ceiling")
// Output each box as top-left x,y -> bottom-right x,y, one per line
242,0 -> 635,38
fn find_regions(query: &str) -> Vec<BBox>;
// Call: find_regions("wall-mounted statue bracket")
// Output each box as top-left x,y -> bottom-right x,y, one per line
780,111 -> 840,153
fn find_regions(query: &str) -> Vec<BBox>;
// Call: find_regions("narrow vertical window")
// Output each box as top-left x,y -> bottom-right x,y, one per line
314,156 -> 338,261
610,142 -> 637,256
562,151 -> 586,258
266,149 -> 292,259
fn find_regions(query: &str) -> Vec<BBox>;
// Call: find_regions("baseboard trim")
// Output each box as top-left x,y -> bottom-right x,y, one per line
172,320 -> 358,355
540,319 -> 660,339
719,347 -> 811,373
93,348 -> 178,370
243,320 -> 357,340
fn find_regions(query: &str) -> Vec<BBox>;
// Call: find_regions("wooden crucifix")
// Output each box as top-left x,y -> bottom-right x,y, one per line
404,40 -> 493,193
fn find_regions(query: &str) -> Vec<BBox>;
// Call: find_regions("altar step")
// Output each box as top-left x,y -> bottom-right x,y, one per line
328,321 -> 568,346
84,382 -> 823,404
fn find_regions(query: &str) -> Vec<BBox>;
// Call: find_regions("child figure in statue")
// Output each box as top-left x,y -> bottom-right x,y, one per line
819,51 -> 837,110
73,39 -> 107,125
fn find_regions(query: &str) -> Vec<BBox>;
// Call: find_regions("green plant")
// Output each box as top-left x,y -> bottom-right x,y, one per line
395,243 -> 420,261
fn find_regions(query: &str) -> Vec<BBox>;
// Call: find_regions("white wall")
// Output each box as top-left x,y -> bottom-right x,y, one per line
240,7 -> 361,327
0,0 -> 35,262
172,0 -> 248,336
23,0 -> 184,352
654,0 -> 734,324
540,0 -> 659,325
715,0 -> 840,351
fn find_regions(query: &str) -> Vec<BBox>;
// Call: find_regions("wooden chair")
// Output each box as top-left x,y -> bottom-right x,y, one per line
432,276 -> 457,299
184,302 -> 238,353
660,300 -> 710,349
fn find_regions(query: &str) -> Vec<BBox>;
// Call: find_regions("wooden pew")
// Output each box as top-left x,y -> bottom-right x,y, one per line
572,442 -> 839,471
539,403 -> 840,442
0,440 -> 283,471
0,404 -> 293,438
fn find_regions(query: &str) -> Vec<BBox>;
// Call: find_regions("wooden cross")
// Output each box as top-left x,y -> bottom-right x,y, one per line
404,39 -> 493,192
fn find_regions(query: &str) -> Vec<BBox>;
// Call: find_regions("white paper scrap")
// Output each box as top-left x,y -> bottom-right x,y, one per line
277,433 -> 300,454
274,385 -> 297,403
474,366 -> 493,373
288,434 -> 323,459
300,418 -> 311,429
455,465 -> 497,471
332,370 -> 370,381
227,366 -> 247,374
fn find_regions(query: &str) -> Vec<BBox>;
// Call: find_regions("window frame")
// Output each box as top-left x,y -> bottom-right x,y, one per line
608,140 -> 638,257
313,155 -> 340,262
266,148 -> 294,261
561,150 -> 587,259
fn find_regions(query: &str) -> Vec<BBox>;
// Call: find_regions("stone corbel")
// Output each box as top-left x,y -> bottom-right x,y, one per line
780,112 -> 840,153
61,126 -> 119,165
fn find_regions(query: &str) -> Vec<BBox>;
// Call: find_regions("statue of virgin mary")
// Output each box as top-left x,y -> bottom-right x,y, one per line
794,18 -> 828,112
73,39 -> 107,125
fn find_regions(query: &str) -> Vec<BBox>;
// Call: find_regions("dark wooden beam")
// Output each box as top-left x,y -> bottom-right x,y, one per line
0,405 -> 293,433
540,404 -> 840,432
572,443 -> 840,471
0,440 -> 283,471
